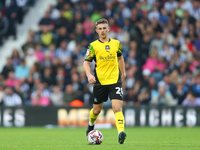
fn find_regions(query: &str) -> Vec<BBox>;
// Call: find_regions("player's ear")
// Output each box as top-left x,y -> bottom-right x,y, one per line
108,27 -> 110,32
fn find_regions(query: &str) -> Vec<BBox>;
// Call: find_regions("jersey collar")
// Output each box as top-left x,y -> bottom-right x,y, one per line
98,38 -> 111,43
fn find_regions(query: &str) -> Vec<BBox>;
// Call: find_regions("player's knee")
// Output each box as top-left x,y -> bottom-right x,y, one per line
93,109 -> 101,115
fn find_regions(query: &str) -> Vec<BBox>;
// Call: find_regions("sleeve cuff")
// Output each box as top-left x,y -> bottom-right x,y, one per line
85,59 -> 92,62
117,53 -> 122,57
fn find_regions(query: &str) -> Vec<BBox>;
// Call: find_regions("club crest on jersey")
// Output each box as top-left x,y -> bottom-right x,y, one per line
105,45 -> 110,53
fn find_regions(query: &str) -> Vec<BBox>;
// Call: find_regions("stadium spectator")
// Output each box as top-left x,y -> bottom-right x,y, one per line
116,26 -> 130,46
79,71 -> 88,87
15,58 -> 29,79
46,44 -> 56,59
164,0 -> 177,13
49,4 -> 60,21
71,73 -> 84,94
174,80 -> 187,105
63,84 -> 80,106
11,49 -> 22,68
80,86 -> 93,106
22,34 -> 36,54
182,92 -> 200,106
161,28 -> 174,46
34,44 -> 44,63
1,57 -> 14,79
18,77 -> 30,102
163,74 -> 177,98
41,67 -> 55,87
40,50 -> 52,68
124,80 -> 141,105
105,1 -> 114,18
55,41 -> 71,64
57,26 -> 68,45
16,0 -> 28,24
50,85 -> 63,106
31,88 -> 50,106
3,87 -> 22,106
125,67 -> 136,89
180,0 -> 192,11
14,83 -> 24,103
150,81 -> 175,106
124,88 -> 136,106
6,71 -> 19,88
39,11 -> 54,32
31,82 -> 50,106
0,11 -> 8,45
150,30 -> 164,51
137,87 -> 151,105
142,49 -> 158,73
40,27 -> 54,47
25,48 -> 37,68
5,0 -> 17,39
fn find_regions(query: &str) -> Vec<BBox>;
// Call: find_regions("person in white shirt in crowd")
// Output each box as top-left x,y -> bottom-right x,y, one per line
188,0 -> 200,20
145,0 -> 156,7
116,26 -> 130,47
31,82 -> 50,99
180,0 -> 193,12
150,81 -> 175,106
49,4 -> 60,21
148,5 -> 160,21
3,87 -> 22,106
161,28 -> 174,45
25,48 -> 37,68
118,2 -> 132,20
164,0 -> 178,13
55,41 -> 72,64
50,86 -> 63,106
182,92 -> 200,106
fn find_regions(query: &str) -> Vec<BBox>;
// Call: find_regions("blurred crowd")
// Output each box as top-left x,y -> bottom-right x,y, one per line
0,0 -> 36,45
0,0 -> 200,107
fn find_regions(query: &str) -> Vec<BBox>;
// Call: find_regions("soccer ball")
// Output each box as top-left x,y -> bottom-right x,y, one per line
87,130 -> 103,145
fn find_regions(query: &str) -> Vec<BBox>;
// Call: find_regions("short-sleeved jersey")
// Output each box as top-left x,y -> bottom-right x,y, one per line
85,38 -> 122,85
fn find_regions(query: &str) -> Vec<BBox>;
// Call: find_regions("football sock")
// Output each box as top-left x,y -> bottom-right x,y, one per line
115,111 -> 125,134
89,108 -> 99,126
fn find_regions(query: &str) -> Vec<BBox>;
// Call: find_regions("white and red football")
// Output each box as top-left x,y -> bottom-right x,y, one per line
87,130 -> 103,145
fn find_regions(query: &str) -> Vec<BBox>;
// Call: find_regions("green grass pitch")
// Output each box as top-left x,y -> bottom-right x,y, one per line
0,127 -> 199,150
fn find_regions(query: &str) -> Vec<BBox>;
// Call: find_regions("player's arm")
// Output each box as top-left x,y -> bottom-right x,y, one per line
83,61 -> 96,84
117,43 -> 126,82
118,56 -> 126,82
83,45 -> 96,84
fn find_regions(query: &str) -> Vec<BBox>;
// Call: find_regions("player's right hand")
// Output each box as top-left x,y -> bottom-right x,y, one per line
88,74 -> 96,84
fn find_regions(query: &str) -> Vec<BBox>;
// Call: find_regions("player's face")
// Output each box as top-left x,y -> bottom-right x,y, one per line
96,23 -> 109,39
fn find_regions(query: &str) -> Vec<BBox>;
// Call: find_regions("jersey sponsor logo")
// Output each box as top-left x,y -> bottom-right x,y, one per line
99,54 -> 115,61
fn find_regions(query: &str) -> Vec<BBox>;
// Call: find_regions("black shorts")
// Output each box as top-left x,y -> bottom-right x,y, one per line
93,82 -> 123,104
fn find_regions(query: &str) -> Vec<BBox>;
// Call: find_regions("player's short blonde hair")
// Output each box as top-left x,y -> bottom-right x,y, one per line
95,18 -> 109,28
